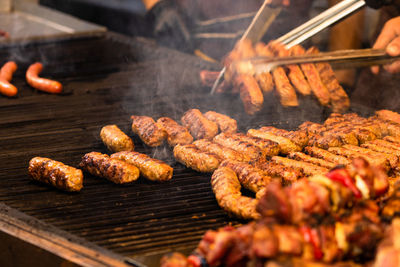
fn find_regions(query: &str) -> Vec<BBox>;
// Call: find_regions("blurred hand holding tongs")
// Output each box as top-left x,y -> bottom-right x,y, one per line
210,0 -> 394,94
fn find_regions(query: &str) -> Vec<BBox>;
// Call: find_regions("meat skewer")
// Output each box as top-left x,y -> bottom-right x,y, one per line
173,144 -> 220,173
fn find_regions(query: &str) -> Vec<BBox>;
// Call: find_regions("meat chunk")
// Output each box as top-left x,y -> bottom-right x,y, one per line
181,109 -> 219,140
203,111 -> 237,133
100,125 -> 134,152
79,152 -> 139,184
173,144 -> 220,173
157,117 -> 193,146
28,157 -> 83,192
111,151 -> 173,182
131,115 -> 166,147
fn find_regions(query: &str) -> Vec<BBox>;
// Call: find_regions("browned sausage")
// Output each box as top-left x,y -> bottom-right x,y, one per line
26,62 -> 62,94
100,125 -> 134,152
131,115 -> 166,147
79,152 -> 139,184
28,157 -> 83,192
181,109 -> 219,140
111,151 -> 173,181
0,61 -> 17,97
157,117 -> 193,146
173,144 -> 220,173
234,74 -> 264,115
193,139 -> 250,163
203,111 -> 237,133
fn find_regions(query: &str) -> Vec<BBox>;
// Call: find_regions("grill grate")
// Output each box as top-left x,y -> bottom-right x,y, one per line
0,33 -> 377,265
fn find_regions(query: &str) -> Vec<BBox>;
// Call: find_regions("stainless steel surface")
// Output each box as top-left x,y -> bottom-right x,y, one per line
277,0 -> 366,48
0,0 -> 106,43
240,48 -> 400,74
210,0 -> 282,94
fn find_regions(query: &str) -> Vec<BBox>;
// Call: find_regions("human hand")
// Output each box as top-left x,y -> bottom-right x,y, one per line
372,16 -> 400,74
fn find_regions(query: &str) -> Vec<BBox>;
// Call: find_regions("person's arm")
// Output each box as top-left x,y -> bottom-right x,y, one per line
372,16 -> 400,74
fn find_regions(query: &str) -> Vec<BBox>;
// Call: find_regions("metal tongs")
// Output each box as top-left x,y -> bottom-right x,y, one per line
211,0 -> 367,94
237,48 -> 400,74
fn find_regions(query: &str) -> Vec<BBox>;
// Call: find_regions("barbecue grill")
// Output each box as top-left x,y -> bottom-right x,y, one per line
0,4 -> 386,267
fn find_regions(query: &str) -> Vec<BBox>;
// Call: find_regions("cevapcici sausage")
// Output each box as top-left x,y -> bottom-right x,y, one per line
26,62 -> 62,94
193,139 -> 250,163
173,144 -> 220,173
233,133 -> 280,157
111,151 -> 173,182
79,152 -> 139,184
131,115 -> 166,147
28,157 -> 83,192
247,129 -> 301,155
211,166 -> 260,220
234,74 -> 264,115
254,42 -> 275,94
181,109 -> 219,140
100,125 -> 134,152
0,61 -> 17,97
157,117 -> 193,146
203,111 -> 237,133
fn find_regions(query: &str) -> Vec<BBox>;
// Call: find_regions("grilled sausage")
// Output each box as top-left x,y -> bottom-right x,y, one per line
307,47 -> 350,112
203,111 -> 237,134
256,160 -> 305,185
220,160 -> 272,193
181,109 -> 219,140
111,151 -> 173,181
287,152 -> 336,169
234,74 -> 264,115
79,152 -> 139,184
254,42 -> 275,94
211,166 -> 260,220
100,125 -> 134,152
131,115 -> 166,147
290,45 -> 330,106
0,61 -> 17,97
213,133 -> 264,161
157,117 -> 193,146
193,139 -> 250,162
234,133 -> 280,157
247,129 -> 301,155
173,144 -> 220,173
271,156 -> 329,176
28,157 -> 83,192
376,110 -> 400,125
259,126 -> 309,148
304,146 -> 351,165
343,145 -> 398,170
26,62 -> 62,94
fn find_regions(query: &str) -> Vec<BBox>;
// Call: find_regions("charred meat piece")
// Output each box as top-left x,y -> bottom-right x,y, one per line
271,156 -> 329,176
203,111 -> 237,134
220,160 -> 273,193
157,117 -> 193,146
259,126 -> 309,148
288,152 -> 336,169
272,67 -> 299,107
343,145 -> 399,170
291,45 -> 330,106
255,72 -> 274,94
233,133 -> 280,157
307,47 -> 350,113
213,132 -> 264,161
111,151 -> 173,182
173,144 -> 220,173
298,121 -> 326,135
131,115 -> 166,147
256,160 -> 305,185
193,139 -> 250,163
100,125 -> 134,153
211,166 -> 260,220
325,128 -> 359,146
181,109 -> 219,140
308,133 -> 343,149
80,152 -> 139,184
28,157 -> 83,192
304,146 -> 351,165
384,136 -> 400,146
248,128 -> 301,154
376,109 -> 400,125
234,74 -> 264,115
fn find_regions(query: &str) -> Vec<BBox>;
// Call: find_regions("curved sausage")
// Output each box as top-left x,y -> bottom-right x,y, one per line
131,115 -> 166,147
26,62 -> 62,94
28,157 -> 83,192
0,61 -> 17,97
157,117 -> 193,146
100,125 -> 134,152
111,151 -> 173,182
181,109 -> 219,140
203,111 -> 237,134
79,152 -> 139,184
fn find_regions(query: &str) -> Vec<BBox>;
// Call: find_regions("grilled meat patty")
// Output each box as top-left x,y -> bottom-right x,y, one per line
100,124 -> 134,152
111,151 -> 173,182
173,144 -> 220,173
157,117 -> 193,146
28,157 -> 83,192
181,109 -> 219,140
131,115 -> 166,147
79,152 -> 139,184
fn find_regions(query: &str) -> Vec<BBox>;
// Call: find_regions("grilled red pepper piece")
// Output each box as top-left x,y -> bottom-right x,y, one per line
300,226 -> 323,260
188,254 -> 208,267
326,168 -> 362,199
